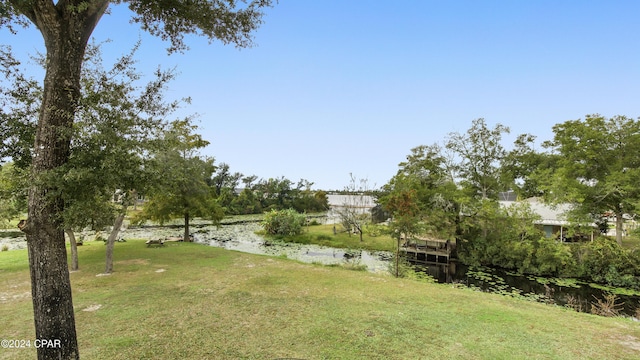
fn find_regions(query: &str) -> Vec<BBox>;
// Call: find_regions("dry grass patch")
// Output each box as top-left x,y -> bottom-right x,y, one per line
1,240 -> 640,359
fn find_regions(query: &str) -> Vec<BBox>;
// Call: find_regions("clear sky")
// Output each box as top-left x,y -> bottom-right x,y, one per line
3,1 -> 640,190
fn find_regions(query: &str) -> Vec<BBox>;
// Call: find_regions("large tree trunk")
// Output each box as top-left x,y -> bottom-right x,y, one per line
105,212 -> 126,274
16,3 -> 109,359
65,229 -> 79,271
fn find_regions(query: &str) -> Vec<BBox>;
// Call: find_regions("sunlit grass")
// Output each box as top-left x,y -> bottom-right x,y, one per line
1,240 -> 639,359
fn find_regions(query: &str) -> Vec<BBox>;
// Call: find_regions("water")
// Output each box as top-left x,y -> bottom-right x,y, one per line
190,222 -> 640,316
191,222 -> 391,273
417,261 -> 640,317
3,221 -> 638,316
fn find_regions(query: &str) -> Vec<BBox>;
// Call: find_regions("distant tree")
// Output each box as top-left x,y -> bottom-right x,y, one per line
135,120 -> 223,241
380,144 -> 460,239
210,162 -> 243,212
232,187 -> 262,214
446,119 -> 511,241
336,174 -> 374,242
446,118 -> 510,200
379,181 -> 422,277
211,163 -> 243,195
254,176 -> 296,211
541,114 -> 640,245
291,179 -> 328,213
207,163 -> 327,215
501,133 -> 559,200
313,189 -> 330,212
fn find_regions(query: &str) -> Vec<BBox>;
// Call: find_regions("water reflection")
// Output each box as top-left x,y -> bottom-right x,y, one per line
416,261 -> 640,317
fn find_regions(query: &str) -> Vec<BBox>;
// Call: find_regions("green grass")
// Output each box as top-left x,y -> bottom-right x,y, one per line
622,235 -> 640,249
268,224 -> 396,252
1,241 -> 640,359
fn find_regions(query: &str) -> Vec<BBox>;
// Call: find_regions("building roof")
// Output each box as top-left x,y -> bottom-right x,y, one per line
500,198 -> 595,227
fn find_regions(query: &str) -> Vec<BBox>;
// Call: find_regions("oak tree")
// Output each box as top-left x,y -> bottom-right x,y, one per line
0,1 -> 273,358
542,114 -> 640,245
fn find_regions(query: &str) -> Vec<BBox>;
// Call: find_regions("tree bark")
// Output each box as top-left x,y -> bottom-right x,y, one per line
615,211 -> 624,246
184,212 -> 190,242
65,229 -> 79,271
104,212 -> 126,274
15,2 -> 109,359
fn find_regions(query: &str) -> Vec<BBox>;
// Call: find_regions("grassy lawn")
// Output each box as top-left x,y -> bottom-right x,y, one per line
1,241 -> 640,359
269,224 -> 396,252
622,235 -> 640,249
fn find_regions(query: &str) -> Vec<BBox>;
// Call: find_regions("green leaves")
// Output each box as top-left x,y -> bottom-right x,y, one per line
126,0 -> 275,53
541,114 -> 640,244
262,208 -> 306,236
446,118 -> 510,200
135,118 -> 223,227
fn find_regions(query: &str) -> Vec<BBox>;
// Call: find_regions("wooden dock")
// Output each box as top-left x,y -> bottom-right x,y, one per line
401,238 -> 452,264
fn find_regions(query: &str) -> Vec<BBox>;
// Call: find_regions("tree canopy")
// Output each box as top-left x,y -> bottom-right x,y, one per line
540,114 -> 640,245
135,119 -> 223,241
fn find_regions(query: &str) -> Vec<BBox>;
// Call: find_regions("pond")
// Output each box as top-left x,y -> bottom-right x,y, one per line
189,222 -> 391,274
2,220 -> 638,317
415,261 -> 640,317
188,221 -> 640,317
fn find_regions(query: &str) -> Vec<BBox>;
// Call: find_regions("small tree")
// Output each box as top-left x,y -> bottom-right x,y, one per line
2,42 -> 174,273
380,185 -> 422,278
135,120 -> 223,241
336,174 -> 374,242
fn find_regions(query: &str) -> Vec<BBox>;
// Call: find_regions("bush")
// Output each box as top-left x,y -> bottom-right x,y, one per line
363,223 -> 386,237
574,237 -> 640,289
533,237 -> 575,276
262,209 -> 306,236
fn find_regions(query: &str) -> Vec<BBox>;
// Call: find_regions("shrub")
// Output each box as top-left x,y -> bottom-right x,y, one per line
574,237 -> 640,289
363,223 -> 386,237
262,209 -> 306,236
533,237 -> 575,276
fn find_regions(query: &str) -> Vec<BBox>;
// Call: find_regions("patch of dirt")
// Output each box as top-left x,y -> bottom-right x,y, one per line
0,291 -> 31,303
619,335 -> 640,352
115,258 -> 150,266
82,304 -> 102,312
0,282 -> 31,303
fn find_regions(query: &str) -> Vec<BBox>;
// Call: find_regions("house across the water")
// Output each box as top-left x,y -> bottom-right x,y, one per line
500,197 -> 597,241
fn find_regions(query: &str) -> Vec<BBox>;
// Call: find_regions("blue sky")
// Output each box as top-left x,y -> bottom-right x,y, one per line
3,1 -> 640,190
